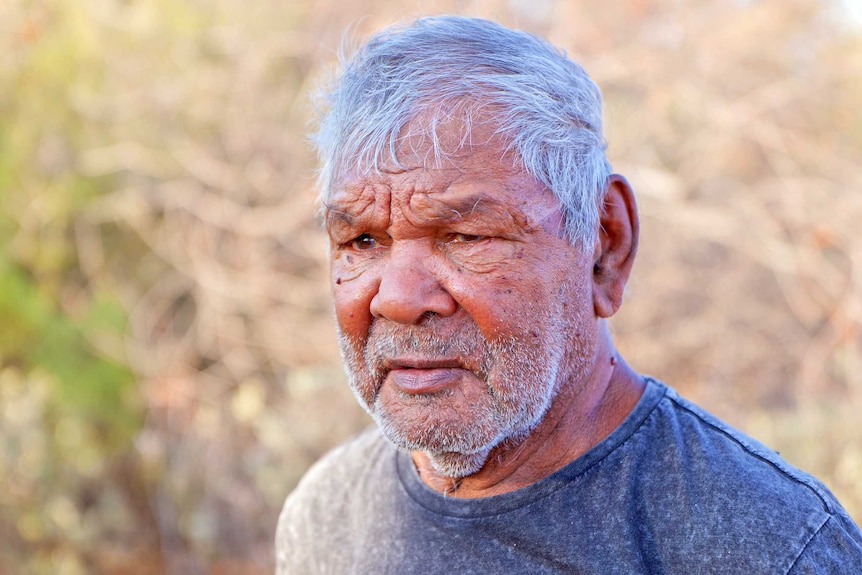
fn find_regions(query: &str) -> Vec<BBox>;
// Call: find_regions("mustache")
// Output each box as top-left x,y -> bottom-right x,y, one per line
363,318 -> 496,378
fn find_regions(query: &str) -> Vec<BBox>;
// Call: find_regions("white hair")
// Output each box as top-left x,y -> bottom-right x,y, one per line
312,15 -> 612,244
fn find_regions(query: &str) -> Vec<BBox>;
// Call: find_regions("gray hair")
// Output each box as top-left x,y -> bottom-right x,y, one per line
312,15 -> 612,244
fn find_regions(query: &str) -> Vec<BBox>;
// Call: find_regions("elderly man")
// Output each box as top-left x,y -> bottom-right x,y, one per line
276,15 -> 862,574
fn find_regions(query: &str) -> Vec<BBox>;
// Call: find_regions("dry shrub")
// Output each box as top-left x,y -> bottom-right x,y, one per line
1,0 -> 860,573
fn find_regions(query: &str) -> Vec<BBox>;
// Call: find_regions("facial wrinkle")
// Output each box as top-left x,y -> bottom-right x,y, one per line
326,181 -> 392,238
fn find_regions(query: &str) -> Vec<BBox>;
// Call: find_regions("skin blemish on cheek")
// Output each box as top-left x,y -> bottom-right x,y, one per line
346,255 -> 353,264
331,266 -> 365,284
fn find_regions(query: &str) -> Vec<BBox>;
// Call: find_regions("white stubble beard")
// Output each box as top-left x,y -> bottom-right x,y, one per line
337,303 -> 593,479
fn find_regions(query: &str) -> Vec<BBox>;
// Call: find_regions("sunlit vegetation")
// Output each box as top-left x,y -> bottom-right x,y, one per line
1,1 -> 860,573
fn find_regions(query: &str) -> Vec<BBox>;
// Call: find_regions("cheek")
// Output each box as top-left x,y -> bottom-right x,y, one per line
443,255 -> 591,339
442,271 -> 535,335
331,256 -> 378,338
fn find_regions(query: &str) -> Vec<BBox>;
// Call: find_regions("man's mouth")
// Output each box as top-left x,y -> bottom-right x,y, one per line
383,358 -> 468,395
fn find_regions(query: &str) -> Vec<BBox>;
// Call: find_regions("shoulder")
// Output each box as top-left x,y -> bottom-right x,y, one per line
278,426 -> 392,520
284,426 -> 391,500
652,382 -> 840,513
625,379 -> 862,572
787,511 -> 862,573
275,427 -> 395,574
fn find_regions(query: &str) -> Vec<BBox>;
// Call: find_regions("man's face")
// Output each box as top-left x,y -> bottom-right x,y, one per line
325,121 -> 601,478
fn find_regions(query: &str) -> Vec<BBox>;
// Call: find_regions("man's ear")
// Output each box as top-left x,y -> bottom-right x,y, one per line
592,174 -> 639,318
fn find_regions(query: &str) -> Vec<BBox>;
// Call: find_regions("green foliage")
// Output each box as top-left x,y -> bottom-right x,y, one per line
0,3 -> 142,572
0,0 -> 139,437
0,258 -> 137,437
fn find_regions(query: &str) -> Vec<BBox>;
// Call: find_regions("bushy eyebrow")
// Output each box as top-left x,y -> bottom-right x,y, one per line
325,207 -> 372,243
411,192 -> 512,224
439,195 -> 485,219
323,204 -> 354,226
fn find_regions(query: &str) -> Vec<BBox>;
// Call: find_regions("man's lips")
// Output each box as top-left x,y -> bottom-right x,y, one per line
383,358 -> 469,395
383,357 -> 464,370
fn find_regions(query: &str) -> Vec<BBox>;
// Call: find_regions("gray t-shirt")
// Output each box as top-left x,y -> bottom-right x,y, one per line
276,378 -> 862,574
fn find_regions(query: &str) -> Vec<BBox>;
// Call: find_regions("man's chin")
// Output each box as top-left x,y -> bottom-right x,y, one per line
375,416 -> 499,479
423,449 -> 491,479
383,428 -> 494,479
369,393 -> 552,479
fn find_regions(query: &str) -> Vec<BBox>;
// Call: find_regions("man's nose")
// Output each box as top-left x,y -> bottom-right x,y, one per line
369,241 -> 458,324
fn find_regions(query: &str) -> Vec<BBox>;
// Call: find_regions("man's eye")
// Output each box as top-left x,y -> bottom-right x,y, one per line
450,233 -> 484,243
350,234 -> 378,250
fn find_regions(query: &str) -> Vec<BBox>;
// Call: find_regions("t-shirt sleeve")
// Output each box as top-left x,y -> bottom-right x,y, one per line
274,428 -> 388,575
274,493 -> 302,575
274,455 -> 352,575
786,512 -> 862,574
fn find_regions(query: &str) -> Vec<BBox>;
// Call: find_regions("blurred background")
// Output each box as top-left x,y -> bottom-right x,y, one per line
1,0 -> 860,573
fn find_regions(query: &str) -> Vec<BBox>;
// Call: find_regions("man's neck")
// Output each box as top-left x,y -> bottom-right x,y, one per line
411,339 -> 645,498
